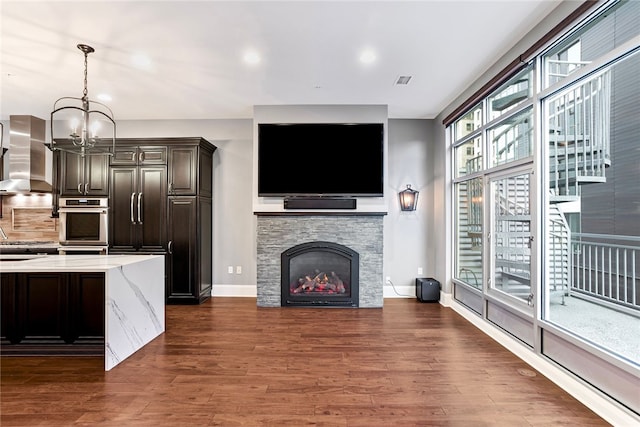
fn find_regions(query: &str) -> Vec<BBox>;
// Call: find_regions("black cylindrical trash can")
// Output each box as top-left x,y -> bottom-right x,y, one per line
415,278 -> 440,302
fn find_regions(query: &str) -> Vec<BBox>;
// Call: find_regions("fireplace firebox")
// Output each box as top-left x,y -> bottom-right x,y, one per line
281,241 -> 359,307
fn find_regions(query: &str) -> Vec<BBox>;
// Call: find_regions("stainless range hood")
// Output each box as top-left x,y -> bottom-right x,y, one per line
0,115 -> 52,194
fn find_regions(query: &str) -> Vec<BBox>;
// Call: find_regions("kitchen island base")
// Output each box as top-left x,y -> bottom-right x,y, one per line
0,255 -> 165,370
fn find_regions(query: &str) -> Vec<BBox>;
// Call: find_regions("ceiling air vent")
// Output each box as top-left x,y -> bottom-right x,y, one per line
395,75 -> 412,85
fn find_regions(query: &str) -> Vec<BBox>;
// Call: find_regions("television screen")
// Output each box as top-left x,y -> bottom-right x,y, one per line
258,123 -> 384,197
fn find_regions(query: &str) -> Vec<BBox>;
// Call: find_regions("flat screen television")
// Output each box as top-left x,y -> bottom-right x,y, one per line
258,123 -> 384,197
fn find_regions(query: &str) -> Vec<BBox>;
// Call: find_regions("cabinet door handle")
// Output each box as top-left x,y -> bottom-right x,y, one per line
168,240 -> 173,254
131,152 -> 136,162
77,183 -> 83,194
139,151 -> 145,163
130,193 -> 136,224
84,183 -> 90,194
137,192 -> 143,224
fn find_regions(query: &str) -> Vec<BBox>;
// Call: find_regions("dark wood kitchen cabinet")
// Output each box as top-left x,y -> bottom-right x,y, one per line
168,145 -> 213,197
109,142 -> 168,253
167,196 -> 212,304
59,150 -> 110,196
103,137 -> 216,304
1,272 -> 104,355
111,145 -> 167,166
166,139 -> 215,304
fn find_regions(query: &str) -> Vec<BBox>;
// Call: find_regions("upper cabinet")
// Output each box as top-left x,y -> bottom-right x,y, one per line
168,143 -> 213,197
60,152 -> 109,196
110,145 -> 167,166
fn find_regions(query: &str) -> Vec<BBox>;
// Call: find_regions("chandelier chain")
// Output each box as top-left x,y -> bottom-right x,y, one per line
83,50 -> 89,99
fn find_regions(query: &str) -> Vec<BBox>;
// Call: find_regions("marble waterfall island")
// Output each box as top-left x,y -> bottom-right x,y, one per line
0,254 -> 165,370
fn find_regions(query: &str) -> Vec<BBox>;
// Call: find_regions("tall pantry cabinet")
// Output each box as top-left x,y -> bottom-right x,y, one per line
106,138 -> 216,304
109,144 -> 167,253
166,141 -> 215,304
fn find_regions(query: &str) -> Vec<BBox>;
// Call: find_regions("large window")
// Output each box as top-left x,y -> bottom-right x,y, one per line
452,65 -> 534,292
448,0 -> 640,414
541,0 -> 640,363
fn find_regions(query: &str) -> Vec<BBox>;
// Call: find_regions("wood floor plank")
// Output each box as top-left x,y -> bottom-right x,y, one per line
1,298 -> 609,426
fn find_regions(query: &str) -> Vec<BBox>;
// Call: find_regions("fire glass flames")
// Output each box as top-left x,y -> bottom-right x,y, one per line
290,270 -> 347,295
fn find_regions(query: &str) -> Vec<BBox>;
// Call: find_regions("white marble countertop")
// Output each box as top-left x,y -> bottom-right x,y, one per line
0,254 -> 163,272
0,241 -> 60,249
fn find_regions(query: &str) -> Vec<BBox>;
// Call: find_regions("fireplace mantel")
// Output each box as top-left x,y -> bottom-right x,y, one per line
254,212 -> 387,216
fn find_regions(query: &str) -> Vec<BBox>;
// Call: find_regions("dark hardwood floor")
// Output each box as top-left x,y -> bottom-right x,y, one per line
1,298 -> 608,426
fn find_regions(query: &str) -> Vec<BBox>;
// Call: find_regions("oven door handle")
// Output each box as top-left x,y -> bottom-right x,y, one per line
130,193 -> 136,224
58,208 -> 108,214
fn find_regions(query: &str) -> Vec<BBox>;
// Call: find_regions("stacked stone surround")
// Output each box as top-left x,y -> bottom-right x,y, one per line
256,213 -> 384,308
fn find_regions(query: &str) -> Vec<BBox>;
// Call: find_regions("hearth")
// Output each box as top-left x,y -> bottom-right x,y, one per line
281,241 -> 359,307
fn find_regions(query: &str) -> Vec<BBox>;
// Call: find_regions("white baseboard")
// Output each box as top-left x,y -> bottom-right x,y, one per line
213,284 -> 448,301
383,285 -> 415,298
214,285 -> 420,299
212,284 -> 257,297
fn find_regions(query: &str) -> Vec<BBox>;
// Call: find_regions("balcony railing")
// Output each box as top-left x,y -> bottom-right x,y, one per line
571,233 -> 639,314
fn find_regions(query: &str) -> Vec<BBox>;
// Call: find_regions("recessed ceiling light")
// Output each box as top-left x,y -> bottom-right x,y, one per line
243,51 -> 261,65
131,53 -> 153,71
359,49 -> 376,64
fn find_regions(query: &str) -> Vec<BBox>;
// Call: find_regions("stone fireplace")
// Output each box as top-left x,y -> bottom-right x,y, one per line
256,213 -> 384,307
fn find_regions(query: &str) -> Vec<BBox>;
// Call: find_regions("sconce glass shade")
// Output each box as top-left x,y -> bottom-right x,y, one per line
399,184 -> 419,211
48,44 -> 115,156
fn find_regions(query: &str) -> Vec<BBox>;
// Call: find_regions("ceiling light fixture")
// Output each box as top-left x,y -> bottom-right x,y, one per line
359,49 -> 376,64
48,44 -> 115,156
243,51 -> 261,65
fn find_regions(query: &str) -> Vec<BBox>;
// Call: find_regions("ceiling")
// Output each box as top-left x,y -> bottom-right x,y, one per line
1,1 -> 561,121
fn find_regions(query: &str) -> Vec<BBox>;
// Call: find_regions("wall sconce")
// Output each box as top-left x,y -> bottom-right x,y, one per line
399,184 -> 419,211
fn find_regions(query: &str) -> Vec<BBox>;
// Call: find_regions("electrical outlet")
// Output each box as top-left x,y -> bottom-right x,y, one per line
236,266 -> 242,274
228,266 -> 234,274
417,267 -> 423,275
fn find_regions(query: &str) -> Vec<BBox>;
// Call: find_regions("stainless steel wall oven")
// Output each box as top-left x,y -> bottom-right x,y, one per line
58,197 -> 109,248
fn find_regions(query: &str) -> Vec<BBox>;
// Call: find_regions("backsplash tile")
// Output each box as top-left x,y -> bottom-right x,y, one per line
0,195 -> 58,242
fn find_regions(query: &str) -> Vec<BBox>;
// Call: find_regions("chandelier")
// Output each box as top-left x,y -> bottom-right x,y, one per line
49,44 -> 115,156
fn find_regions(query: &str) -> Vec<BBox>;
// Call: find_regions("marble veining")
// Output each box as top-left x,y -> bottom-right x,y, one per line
105,257 -> 165,370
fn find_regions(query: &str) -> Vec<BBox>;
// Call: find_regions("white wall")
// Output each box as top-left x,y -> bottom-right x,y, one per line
385,119 -> 436,296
